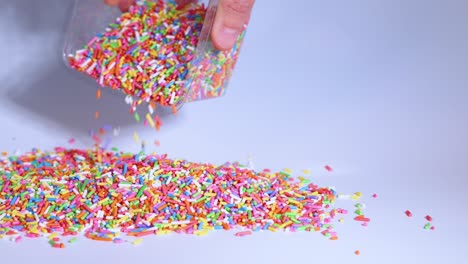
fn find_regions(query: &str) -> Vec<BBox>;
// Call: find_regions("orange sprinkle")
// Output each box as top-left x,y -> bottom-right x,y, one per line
90,236 -> 113,242
355,250 -> 361,256
150,101 -> 157,110
155,140 -> 160,147
1,151 -> 7,156
171,104 -> 177,115
94,111 -> 99,119
96,89 -> 102,99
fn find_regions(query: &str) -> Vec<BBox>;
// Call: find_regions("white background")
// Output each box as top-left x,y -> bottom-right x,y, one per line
0,0 -> 467,263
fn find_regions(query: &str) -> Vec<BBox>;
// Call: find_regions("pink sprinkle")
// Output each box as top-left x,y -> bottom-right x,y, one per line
372,194 -> 378,198
425,215 -> 433,221
113,238 -> 124,244
405,210 -> 413,217
68,138 -> 76,144
324,165 -> 333,172
15,236 -> 22,243
430,226 -> 435,230
235,231 -> 252,237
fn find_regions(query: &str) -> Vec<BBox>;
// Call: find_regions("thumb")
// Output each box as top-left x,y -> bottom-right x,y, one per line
118,0 -> 135,12
212,0 -> 254,51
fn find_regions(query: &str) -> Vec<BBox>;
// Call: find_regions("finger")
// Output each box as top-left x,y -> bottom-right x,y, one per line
104,0 -> 120,6
118,0 -> 135,12
211,0 -> 254,50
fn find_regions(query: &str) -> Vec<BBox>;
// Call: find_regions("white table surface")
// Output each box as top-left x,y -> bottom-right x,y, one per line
0,0 -> 467,263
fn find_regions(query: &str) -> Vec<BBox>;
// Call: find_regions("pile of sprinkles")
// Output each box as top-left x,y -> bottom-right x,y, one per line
68,0 -> 245,116
0,147 -> 367,247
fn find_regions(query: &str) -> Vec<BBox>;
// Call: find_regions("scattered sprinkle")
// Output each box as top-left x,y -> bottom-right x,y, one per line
425,215 -> 432,222
324,165 -> 333,172
405,210 -> 413,217
235,231 -> 252,237
132,238 -> 143,246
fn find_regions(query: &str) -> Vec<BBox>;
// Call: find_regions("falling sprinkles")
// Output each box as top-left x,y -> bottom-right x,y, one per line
0,147 -> 369,247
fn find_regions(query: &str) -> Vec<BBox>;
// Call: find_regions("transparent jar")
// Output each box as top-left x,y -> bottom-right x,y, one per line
63,0 -> 246,111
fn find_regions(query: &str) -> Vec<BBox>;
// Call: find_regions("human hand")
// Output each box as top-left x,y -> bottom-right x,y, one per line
103,0 -> 254,51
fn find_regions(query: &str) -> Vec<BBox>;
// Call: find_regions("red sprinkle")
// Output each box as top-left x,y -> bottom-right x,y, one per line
405,210 -> 413,217
372,194 -> 377,198
425,215 -> 433,221
52,243 -> 65,249
354,216 -> 370,222
324,165 -> 333,172
430,226 -> 435,230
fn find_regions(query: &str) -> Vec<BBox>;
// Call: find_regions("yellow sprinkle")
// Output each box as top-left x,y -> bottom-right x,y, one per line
283,168 -> 293,174
351,192 -> 362,201
279,221 -> 293,229
132,238 -> 143,245
48,233 -> 59,239
133,132 -> 140,143
98,198 -> 109,205
339,218 -> 345,223
194,230 -> 209,236
302,169 -> 311,175
146,113 -> 155,128
268,226 -> 277,232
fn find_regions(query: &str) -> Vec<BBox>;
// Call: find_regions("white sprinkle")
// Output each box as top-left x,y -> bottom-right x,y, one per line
76,49 -> 87,55
148,104 -> 154,115
136,31 -> 141,42
169,92 -> 176,105
166,175 -> 172,185
80,58 -> 91,68
106,61 -> 116,72
136,65 -> 144,73
99,73 -> 104,86
168,220 -> 191,225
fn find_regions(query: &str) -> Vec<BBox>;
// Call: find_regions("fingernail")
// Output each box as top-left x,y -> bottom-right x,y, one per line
215,27 -> 240,50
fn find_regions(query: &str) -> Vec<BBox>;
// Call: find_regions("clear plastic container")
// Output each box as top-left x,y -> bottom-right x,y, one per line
63,0 -> 246,110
